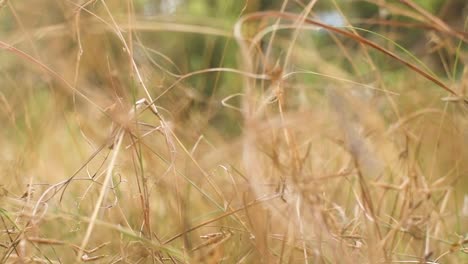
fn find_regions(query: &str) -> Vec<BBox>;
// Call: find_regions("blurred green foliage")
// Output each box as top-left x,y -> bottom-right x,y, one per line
0,0 -> 466,137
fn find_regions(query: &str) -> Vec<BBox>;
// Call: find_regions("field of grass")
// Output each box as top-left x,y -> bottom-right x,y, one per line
0,0 -> 467,263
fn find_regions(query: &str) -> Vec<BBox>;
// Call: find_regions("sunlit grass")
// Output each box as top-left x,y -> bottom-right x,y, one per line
0,0 -> 466,263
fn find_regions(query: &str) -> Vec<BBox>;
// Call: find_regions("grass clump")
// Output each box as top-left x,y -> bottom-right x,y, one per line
0,0 -> 467,263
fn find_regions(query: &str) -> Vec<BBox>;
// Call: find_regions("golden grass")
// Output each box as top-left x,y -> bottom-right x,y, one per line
0,0 -> 467,263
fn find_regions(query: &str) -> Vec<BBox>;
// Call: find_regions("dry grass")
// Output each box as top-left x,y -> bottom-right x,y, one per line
0,0 -> 467,263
